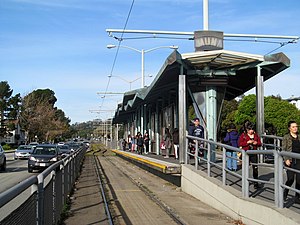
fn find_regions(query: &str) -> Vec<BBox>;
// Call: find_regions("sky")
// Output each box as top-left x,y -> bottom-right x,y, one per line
1,0 -> 300,123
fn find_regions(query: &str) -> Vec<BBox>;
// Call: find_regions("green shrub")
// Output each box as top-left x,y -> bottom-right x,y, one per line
2,144 -> 11,151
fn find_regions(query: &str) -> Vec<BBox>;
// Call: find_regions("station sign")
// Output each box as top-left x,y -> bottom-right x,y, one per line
194,30 -> 224,51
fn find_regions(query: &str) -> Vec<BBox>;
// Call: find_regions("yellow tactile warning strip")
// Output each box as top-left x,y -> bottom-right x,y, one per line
112,149 -> 168,172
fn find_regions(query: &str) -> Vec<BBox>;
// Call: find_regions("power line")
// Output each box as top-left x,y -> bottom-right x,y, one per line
100,0 -> 135,112
108,33 -> 296,57
120,36 -> 192,41
106,29 -> 299,56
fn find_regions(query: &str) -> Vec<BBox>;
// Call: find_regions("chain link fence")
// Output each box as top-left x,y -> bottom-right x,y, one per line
0,146 -> 86,225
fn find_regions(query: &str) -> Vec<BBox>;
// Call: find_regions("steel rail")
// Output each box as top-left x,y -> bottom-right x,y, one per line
93,153 -> 114,225
105,156 -> 186,225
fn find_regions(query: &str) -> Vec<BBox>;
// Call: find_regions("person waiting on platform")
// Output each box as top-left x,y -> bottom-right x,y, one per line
188,118 -> 205,157
136,132 -> 144,155
122,139 -> 127,151
131,135 -> 136,152
238,122 -> 262,189
163,128 -> 172,158
143,131 -> 150,154
172,128 -> 179,160
127,135 -> 132,151
223,123 -> 239,171
282,121 -> 300,203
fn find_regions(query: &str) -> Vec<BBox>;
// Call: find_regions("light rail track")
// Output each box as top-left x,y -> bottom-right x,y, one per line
93,153 -> 114,225
92,152 -> 186,225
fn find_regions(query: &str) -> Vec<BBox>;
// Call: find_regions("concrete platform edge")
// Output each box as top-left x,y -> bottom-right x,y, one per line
112,149 -> 181,174
181,164 -> 300,225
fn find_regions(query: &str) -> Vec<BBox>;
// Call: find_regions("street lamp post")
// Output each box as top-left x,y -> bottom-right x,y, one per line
107,44 -> 178,88
108,75 -> 141,90
108,74 -> 152,90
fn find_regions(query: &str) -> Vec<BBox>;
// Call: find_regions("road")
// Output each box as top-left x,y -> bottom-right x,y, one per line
0,153 -> 34,193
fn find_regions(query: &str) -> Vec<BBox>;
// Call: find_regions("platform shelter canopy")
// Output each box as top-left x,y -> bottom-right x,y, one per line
112,49 -> 290,124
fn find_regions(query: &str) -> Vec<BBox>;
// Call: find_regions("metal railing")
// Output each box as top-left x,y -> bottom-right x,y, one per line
0,146 -> 86,225
185,134 -> 300,208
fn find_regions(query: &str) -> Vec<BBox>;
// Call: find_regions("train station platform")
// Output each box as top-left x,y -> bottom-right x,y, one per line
111,149 -> 181,174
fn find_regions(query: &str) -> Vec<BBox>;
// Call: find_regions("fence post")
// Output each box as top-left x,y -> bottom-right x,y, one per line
185,137 -> 189,164
245,152 -> 250,197
61,163 -> 66,205
37,173 -> 45,225
195,140 -> 199,169
51,170 -> 56,224
274,150 -> 282,207
277,138 -> 281,151
207,141 -> 211,177
70,156 -> 74,189
278,152 -> 284,208
222,147 -> 226,185
242,150 -> 249,197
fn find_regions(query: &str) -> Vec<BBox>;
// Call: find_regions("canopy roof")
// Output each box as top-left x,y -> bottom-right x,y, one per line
113,49 -> 290,123
181,50 -> 264,70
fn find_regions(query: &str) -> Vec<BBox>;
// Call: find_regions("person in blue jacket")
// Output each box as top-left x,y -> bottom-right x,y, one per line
224,123 -> 239,171
188,118 -> 205,157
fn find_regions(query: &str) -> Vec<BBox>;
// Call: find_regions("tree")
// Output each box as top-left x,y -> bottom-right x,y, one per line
220,99 -> 239,130
234,94 -> 257,125
20,89 -> 70,142
0,81 -> 21,137
233,94 -> 300,136
29,89 -> 57,107
265,96 -> 300,136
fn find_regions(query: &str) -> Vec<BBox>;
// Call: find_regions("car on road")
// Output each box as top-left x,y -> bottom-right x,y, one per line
14,145 -> 35,160
28,144 -> 61,173
83,140 -> 90,147
68,142 -> 80,152
29,142 -> 39,146
0,146 -> 6,172
57,144 -> 73,158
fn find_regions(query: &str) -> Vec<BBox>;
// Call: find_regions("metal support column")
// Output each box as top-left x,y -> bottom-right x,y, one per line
116,124 -> 119,149
135,111 -> 138,134
148,106 -> 152,152
206,86 -> 216,162
256,65 -> 264,163
179,74 -> 187,164
256,65 -> 264,136
203,0 -> 209,30
110,119 -> 113,141
155,103 -> 160,155
141,105 -> 144,134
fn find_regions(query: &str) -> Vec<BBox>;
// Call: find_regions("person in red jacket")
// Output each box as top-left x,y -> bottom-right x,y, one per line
238,122 -> 262,189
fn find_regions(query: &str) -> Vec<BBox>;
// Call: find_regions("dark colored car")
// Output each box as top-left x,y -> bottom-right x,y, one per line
57,144 -> 73,157
68,142 -> 80,151
0,146 -> 6,172
28,144 -> 61,173
14,145 -> 34,160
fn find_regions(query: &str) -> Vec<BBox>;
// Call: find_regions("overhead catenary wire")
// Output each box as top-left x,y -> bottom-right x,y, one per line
100,0 -> 135,115
108,33 -> 296,53
107,29 -> 299,57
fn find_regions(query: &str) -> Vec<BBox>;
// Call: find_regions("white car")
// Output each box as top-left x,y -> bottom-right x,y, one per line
14,145 -> 34,160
